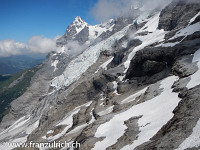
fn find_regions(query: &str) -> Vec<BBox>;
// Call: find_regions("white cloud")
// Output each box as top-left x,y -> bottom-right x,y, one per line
0,40 -> 27,57
90,0 -> 122,22
90,0 -> 172,22
140,0 -> 172,11
0,35 -> 87,57
53,35 -> 62,41
28,36 -> 56,54
63,40 -> 87,56
0,36 -> 59,57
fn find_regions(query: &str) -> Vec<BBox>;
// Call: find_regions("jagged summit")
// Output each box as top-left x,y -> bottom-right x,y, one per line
57,15 -> 136,46
72,16 -> 88,26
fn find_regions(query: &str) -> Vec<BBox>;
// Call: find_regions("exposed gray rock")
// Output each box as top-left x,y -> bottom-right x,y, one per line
138,82 -> 162,103
103,65 -> 125,82
74,26 -> 89,44
172,55 -> 198,78
98,17 -> 136,41
100,50 -> 112,57
1,1 -> 200,150
142,60 -> 166,75
126,46 -> 174,79
93,76 -> 108,92
107,82 -> 115,93
56,17 -> 89,45
158,0 -> 200,31
117,80 -> 138,94
172,77 -> 190,93
126,32 -> 200,81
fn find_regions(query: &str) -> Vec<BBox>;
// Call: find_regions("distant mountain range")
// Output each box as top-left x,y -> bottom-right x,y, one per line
0,55 -> 44,74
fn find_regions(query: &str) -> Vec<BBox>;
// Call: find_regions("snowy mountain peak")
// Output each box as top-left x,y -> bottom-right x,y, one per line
73,16 -> 88,26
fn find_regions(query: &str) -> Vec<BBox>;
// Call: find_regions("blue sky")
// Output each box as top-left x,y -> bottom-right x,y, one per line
0,0 -> 98,42
0,0 -> 172,57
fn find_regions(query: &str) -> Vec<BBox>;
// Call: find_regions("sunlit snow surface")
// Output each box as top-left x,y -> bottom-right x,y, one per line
52,13 -> 165,89
159,21 -> 200,47
92,76 -> 180,150
187,48 -> 200,89
72,16 -> 88,34
51,60 -> 59,71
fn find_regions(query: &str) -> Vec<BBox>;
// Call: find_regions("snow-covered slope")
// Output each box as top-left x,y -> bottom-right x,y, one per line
93,76 -> 180,150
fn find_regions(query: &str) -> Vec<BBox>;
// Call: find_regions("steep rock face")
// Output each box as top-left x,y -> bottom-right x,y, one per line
158,0 -> 200,31
57,16 -> 138,47
56,16 -> 89,45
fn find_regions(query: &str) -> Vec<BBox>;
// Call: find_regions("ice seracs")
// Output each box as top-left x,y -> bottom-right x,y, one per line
51,25 -> 130,89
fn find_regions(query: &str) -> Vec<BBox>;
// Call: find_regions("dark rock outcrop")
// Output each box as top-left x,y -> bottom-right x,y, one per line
125,47 -> 173,79
142,60 -> 166,75
103,65 -> 125,82
158,0 -> 200,31
93,76 -> 107,92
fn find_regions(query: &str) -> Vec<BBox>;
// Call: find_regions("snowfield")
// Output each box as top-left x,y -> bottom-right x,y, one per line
187,48 -> 200,89
93,76 -> 180,150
